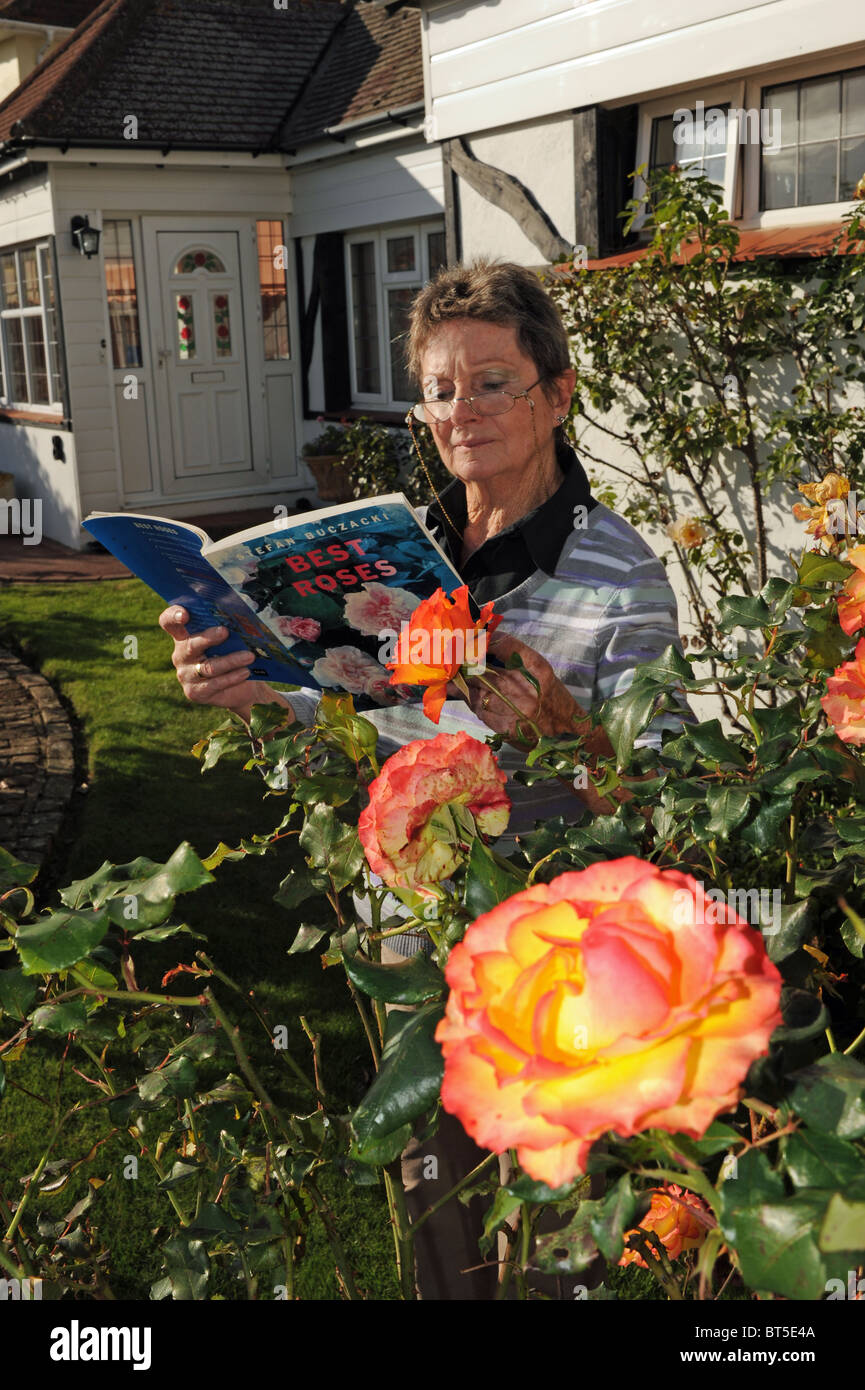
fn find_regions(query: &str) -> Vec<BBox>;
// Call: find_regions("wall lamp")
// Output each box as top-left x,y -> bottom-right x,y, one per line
71,215 -> 101,258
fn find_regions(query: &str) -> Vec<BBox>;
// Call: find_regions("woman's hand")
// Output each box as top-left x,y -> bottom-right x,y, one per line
462,633 -> 610,751
158,606 -> 294,722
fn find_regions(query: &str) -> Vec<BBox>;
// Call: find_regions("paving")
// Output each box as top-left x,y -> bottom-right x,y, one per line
0,505 -> 287,866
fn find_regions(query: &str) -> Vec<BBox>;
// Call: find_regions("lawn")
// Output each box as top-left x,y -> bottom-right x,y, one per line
0,577 -> 399,1299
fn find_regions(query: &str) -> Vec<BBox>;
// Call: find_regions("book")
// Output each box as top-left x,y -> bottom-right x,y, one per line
82,495 -> 463,709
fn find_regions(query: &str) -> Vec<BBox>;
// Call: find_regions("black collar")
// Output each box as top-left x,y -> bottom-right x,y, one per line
425,439 -> 597,578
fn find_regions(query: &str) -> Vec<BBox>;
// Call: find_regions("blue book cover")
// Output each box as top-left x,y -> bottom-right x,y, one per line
82,495 -> 463,710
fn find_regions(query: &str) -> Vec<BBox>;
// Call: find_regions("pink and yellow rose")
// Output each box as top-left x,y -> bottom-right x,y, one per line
837,546 -> 865,636
619,1184 -> 713,1268
821,636 -> 865,744
358,732 -> 510,893
435,857 -> 783,1186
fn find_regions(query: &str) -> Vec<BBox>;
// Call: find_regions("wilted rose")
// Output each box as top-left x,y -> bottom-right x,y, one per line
435,857 -> 783,1186
619,1184 -> 713,1268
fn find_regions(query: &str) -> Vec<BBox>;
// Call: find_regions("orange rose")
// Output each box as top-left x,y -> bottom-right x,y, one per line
619,1184 -> 713,1268
435,857 -> 783,1186
358,732 -> 510,894
837,546 -> 865,636
386,584 -> 501,724
665,517 -> 707,549
821,636 -> 865,744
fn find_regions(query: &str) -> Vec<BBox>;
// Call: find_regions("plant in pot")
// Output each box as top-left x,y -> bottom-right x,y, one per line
301,419 -> 356,503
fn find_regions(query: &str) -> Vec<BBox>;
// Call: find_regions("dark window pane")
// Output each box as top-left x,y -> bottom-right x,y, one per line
801,76 -> 840,144
799,140 -> 838,204
25,315 -> 48,402
1,252 -> 19,309
256,219 -> 290,361
103,219 -> 142,369
6,317 -> 26,399
428,230 -> 446,276
651,114 -> 676,169
388,286 -> 415,402
350,241 -> 380,395
763,146 -> 797,208
840,135 -> 865,199
842,70 -> 865,136
386,235 -> 415,273
766,83 -> 799,148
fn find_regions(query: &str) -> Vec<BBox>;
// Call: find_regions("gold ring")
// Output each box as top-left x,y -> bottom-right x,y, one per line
482,693 -> 491,710
195,661 -> 205,679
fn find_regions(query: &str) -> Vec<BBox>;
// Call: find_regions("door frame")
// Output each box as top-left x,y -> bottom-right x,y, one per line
141,215 -> 269,499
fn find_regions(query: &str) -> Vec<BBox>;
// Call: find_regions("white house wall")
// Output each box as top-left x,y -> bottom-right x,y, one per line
291,139 -> 444,238
49,158 -> 296,529
423,0 -> 865,140
456,115 -> 576,264
0,169 -> 82,548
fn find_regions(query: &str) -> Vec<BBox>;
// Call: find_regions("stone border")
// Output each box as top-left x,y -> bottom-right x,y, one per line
0,645 -> 76,865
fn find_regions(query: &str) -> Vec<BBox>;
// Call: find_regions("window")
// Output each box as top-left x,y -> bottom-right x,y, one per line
762,66 -> 865,209
256,219 -> 290,361
103,220 -> 142,369
345,221 -> 446,409
650,104 -> 730,189
0,241 -> 62,408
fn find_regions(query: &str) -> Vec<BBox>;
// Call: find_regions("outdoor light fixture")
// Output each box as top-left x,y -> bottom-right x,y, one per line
71,215 -> 101,258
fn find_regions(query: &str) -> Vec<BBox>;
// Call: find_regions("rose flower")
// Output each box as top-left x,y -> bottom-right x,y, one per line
435,857 -> 783,1186
358,732 -> 510,894
837,546 -> 865,637
387,584 -> 501,724
821,636 -> 865,744
619,1184 -> 713,1269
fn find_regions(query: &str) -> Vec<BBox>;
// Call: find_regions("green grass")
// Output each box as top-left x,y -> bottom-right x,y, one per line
0,579 -> 398,1300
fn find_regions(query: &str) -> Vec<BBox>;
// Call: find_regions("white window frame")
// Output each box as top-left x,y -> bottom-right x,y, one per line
633,82 -> 744,234
345,218 -> 445,411
0,239 -> 64,412
633,46 -> 865,235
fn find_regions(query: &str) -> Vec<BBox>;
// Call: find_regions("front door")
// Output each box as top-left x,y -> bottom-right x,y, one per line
144,225 -> 258,495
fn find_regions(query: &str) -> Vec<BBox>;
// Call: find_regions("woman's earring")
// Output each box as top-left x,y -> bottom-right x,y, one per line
556,414 -> 567,425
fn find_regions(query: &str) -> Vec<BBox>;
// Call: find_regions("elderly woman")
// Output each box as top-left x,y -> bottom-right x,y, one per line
161,260 -> 691,835
159,261 -> 694,1299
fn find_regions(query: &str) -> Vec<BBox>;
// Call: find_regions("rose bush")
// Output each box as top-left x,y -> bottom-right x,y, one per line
435,857 -> 783,1185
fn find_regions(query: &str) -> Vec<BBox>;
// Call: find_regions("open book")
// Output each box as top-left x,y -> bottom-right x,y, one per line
83,495 -> 462,709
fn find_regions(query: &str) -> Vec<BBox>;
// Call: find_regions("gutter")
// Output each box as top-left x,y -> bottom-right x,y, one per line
322,100 -> 424,141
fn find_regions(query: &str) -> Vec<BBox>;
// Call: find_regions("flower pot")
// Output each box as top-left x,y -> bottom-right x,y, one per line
304,453 -> 355,504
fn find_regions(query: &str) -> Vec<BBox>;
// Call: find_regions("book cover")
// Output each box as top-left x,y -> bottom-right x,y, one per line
83,495 -> 462,709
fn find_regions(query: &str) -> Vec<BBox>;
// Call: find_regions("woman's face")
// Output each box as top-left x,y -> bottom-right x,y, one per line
417,318 -> 575,490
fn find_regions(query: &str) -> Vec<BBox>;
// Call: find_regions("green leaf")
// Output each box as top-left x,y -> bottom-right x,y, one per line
599,681 -> 661,769
186,1203 -> 242,1240
819,1190 -> 865,1252
788,1054 -> 865,1139
158,1235 -> 209,1301
464,839 -> 526,917
705,785 -> 752,836
757,751 -> 826,796
783,1129 -> 865,1189
629,644 -> 694,686
0,846 -> 38,891
299,803 -> 365,891
718,595 -> 772,630
343,951 -> 445,1004
503,1176 -> 580,1203
30,1001 -> 88,1035
533,1205 -> 598,1276
138,1054 -> 197,1103
588,1174 -> 637,1265
740,794 -> 793,852
287,922 -> 327,954
351,1001 -> 444,1145
725,1192 -> 834,1300
764,897 -> 819,965
479,1187 -> 522,1256
350,1122 -> 413,1167
0,967 -> 37,1019
797,551 -> 854,586
157,1161 -> 203,1190
16,909 -> 109,976
686,719 -> 748,768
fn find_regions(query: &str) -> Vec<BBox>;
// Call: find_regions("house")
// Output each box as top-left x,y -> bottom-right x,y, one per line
0,0 -> 443,548
0,0 -> 104,104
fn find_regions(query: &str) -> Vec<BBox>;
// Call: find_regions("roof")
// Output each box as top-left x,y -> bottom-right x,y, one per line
0,0 -> 348,153
0,0 -> 103,25
574,223 -> 856,271
280,0 -> 423,145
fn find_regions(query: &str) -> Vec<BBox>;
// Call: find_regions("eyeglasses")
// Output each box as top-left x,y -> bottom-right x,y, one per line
410,378 -> 543,423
